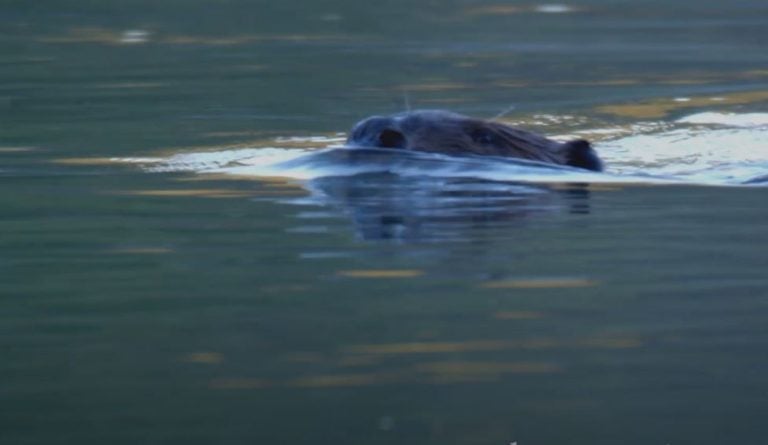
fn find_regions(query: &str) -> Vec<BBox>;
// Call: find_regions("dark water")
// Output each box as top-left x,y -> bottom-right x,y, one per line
2,1 -> 768,444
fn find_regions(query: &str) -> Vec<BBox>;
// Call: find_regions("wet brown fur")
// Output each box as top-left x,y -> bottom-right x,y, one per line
346,110 -> 602,171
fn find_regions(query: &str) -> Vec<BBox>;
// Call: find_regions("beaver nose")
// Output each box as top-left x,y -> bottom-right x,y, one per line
377,129 -> 406,149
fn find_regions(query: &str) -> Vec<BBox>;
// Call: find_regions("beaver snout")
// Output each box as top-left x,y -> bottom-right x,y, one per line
347,116 -> 408,150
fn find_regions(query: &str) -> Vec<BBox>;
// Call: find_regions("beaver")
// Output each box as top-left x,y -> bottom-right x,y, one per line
346,110 -> 603,171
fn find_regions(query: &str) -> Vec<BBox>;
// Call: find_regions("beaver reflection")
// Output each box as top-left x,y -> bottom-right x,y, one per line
347,110 -> 604,172
306,173 -> 591,242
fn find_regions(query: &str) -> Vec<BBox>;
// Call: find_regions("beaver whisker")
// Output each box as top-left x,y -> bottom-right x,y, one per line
491,104 -> 517,121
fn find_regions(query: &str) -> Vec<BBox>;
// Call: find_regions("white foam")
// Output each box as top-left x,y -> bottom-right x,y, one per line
598,113 -> 768,184
677,112 -> 768,127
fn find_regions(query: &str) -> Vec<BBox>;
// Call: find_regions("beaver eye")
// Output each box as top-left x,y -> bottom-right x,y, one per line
470,128 -> 495,145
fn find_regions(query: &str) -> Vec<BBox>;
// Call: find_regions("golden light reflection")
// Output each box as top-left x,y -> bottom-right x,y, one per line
182,352 -> 224,365
578,337 -> 644,349
415,361 -> 561,378
125,189 -> 255,198
39,27 -> 130,45
177,175 -> 305,193
596,90 -> 768,118
113,188 -> 307,198
344,339 -> 556,355
39,27 -> 348,46
173,175 -> 303,190
148,137 -> 338,159
496,80 -> 644,89
211,360 -> 562,390
337,269 -> 425,278
490,71 -> 768,92
174,173 -> 268,182
374,75 -> 764,97
0,147 -> 36,153
386,82 -> 471,92
261,181 -> 305,190
289,373 -> 393,388
209,336 -> 642,390
345,336 -> 642,355
52,157 -> 125,165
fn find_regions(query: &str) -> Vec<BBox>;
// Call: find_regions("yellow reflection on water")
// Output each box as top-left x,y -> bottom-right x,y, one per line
345,336 -> 642,355
289,373 -> 393,388
337,269 -> 425,278
344,339 -> 554,354
125,189 -> 255,198
0,146 -> 36,153
578,337 -> 643,349
209,335 -> 642,390
415,361 -> 561,382
38,27 -> 348,46
182,352 -> 224,365
396,82 -> 471,92
113,187 -> 306,198
596,90 -> 768,118
156,136 -> 341,153
373,72 -> 768,102
52,157 -> 126,165
39,27 -> 138,45
211,360 -> 562,390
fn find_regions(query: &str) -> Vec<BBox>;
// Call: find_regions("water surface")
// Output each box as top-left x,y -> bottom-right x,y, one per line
2,1 -> 768,444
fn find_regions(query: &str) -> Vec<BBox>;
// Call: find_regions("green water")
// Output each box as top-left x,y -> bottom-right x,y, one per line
2,1 -> 768,444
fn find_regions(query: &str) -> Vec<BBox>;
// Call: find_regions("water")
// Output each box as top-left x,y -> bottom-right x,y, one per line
2,1 -> 768,444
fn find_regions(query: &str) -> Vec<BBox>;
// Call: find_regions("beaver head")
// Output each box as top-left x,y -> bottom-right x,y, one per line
346,110 -> 603,172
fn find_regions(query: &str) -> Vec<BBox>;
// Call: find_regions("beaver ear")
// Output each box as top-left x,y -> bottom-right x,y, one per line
562,139 -> 603,172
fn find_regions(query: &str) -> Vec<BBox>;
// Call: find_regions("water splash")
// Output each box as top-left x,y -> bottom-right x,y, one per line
597,112 -> 768,184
